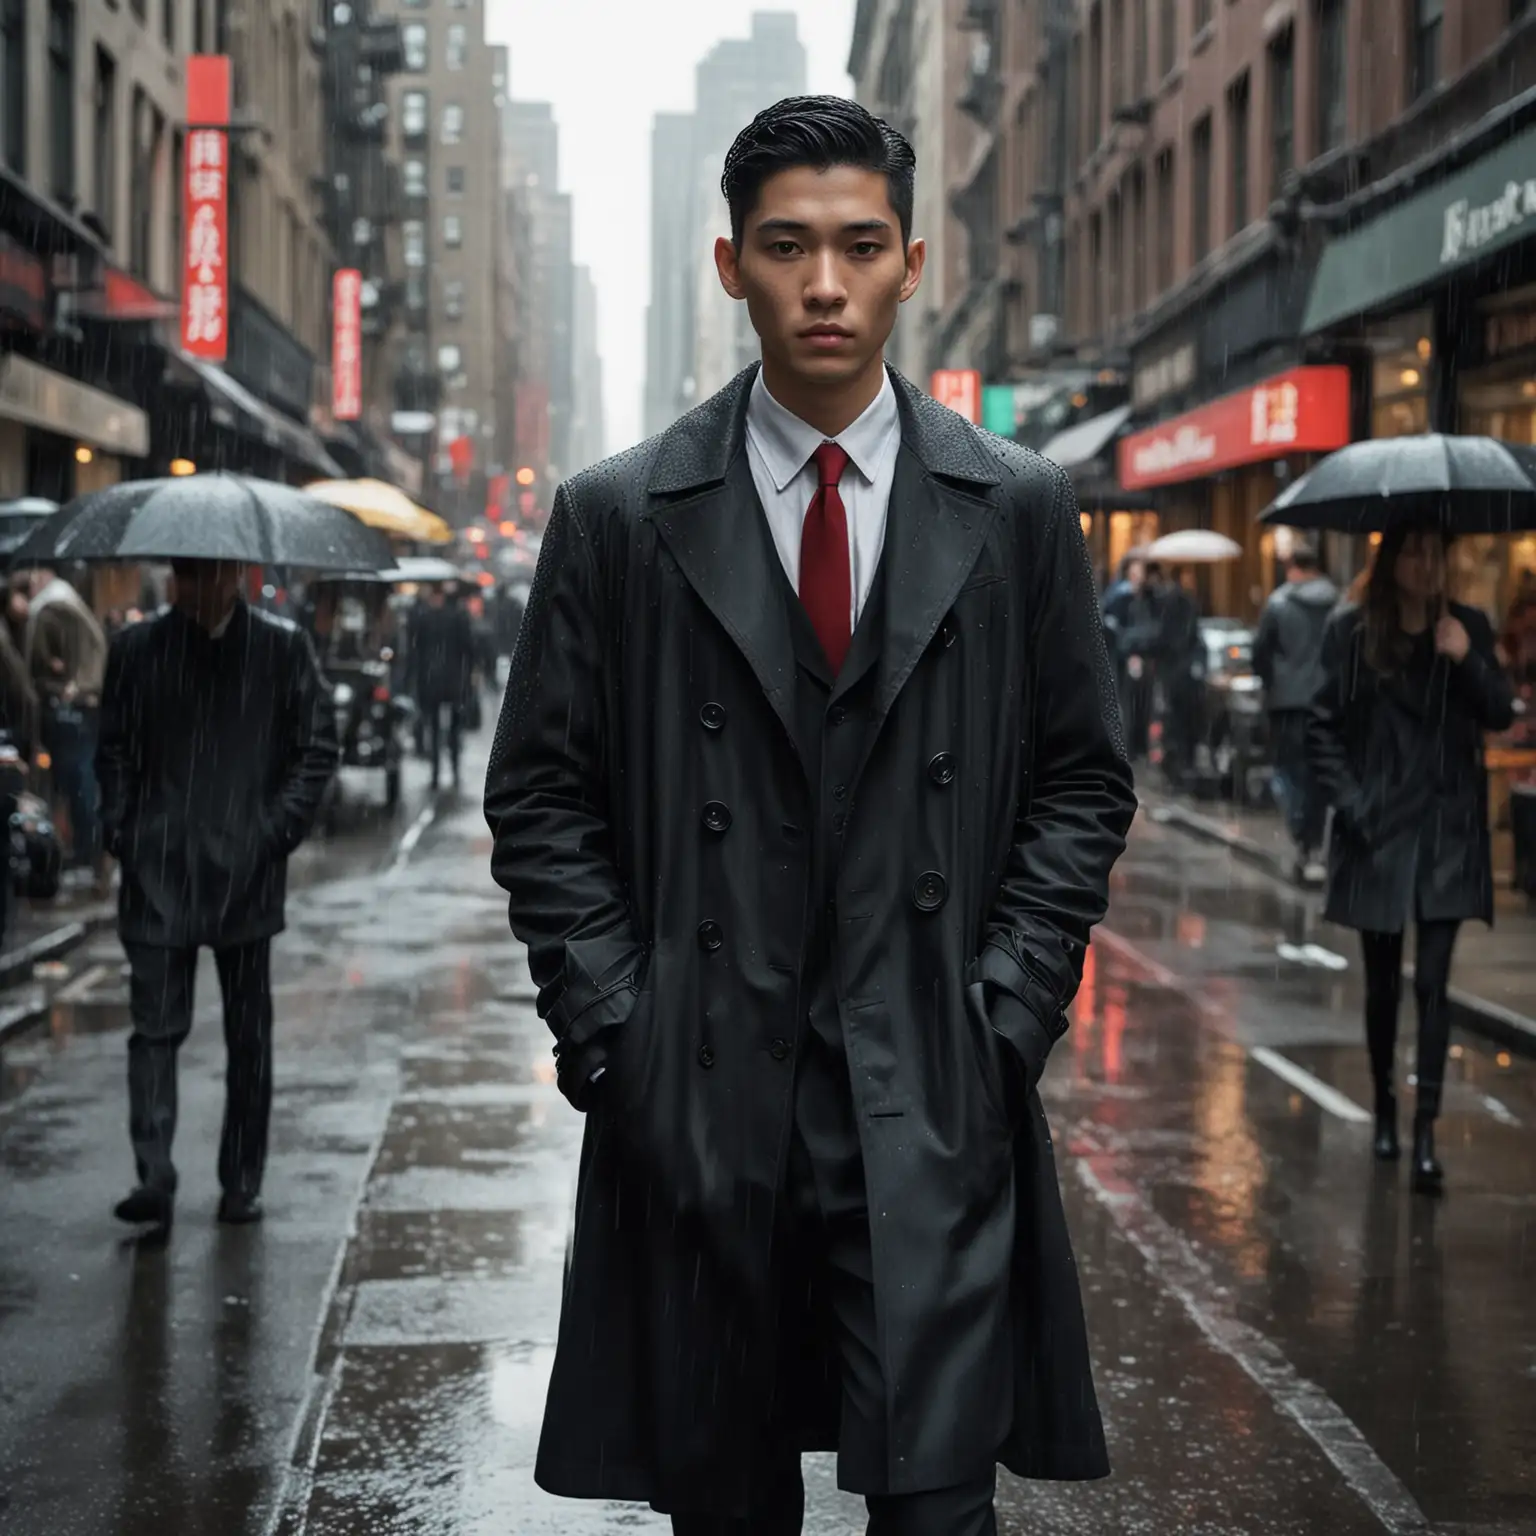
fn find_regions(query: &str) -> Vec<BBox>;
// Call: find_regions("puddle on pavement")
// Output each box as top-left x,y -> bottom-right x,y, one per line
345,1209 -> 534,1285
373,1102 -> 537,1174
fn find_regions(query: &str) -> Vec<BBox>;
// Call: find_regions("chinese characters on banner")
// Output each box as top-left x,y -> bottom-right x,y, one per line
181,57 -> 231,361
332,269 -> 363,420
929,369 -> 982,424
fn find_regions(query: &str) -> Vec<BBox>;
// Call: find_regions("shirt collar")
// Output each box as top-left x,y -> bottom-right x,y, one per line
746,367 -> 900,493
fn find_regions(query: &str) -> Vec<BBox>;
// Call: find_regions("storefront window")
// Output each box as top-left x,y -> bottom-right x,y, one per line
1367,309 -> 1433,438
1460,352 -> 1536,623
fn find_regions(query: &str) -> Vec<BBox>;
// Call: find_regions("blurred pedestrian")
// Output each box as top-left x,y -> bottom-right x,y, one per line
1150,564 -> 1203,788
410,582 -> 475,789
486,96 -> 1134,1531
26,568 -> 107,879
1101,554 -> 1156,758
1253,545 -> 1338,883
1308,527 -> 1514,1193
97,558 -> 338,1231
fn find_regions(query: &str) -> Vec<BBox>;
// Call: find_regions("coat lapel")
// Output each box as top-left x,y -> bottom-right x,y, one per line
859,373 -> 1002,721
647,368 -> 803,767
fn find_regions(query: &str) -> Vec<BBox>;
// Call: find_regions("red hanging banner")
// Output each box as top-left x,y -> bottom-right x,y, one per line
181,57 -> 231,361
332,268 -> 363,421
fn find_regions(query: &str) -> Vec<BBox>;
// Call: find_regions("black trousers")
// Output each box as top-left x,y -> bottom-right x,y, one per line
424,700 -> 462,786
126,939 -> 273,1197
1360,920 -> 1460,1120
670,1136 -> 998,1536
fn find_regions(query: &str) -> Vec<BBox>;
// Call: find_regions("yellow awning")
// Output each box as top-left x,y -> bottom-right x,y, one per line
305,478 -> 453,545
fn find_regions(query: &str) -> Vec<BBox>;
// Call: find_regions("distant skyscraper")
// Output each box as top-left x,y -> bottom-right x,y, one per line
643,12 -> 806,434
570,266 -> 607,471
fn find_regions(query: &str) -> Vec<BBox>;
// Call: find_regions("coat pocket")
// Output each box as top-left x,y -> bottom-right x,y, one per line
963,981 -> 1012,1133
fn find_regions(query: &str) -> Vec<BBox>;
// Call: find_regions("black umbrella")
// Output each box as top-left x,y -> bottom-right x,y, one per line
1259,434 -> 1536,534
13,474 -> 395,571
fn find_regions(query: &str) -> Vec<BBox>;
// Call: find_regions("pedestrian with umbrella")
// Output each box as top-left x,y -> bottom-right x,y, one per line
17,474 -> 385,1231
1263,437 -> 1525,1193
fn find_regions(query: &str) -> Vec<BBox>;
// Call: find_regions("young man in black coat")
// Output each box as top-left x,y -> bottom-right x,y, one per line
410,583 -> 476,789
98,559 -> 339,1230
486,98 -> 1135,1533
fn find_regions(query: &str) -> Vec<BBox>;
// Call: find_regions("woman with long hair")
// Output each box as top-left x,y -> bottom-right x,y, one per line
1308,525 -> 1514,1192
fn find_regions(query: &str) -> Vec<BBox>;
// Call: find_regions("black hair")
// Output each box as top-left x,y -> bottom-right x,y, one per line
1287,545 -> 1322,572
721,95 -> 916,248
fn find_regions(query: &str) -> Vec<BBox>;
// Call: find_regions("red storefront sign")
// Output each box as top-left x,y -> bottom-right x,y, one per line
332,268 -> 363,421
180,56 -> 231,361
930,368 -> 982,424
1118,365 -> 1351,491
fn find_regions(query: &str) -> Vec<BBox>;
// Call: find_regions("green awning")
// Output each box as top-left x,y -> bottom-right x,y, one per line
1304,119 -> 1536,334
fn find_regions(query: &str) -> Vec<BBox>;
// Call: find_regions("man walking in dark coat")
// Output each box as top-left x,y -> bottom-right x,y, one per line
98,559 -> 338,1230
410,583 -> 475,789
485,97 -> 1135,1533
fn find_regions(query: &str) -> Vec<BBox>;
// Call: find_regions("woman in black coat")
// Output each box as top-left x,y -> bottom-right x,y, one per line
1308,525 -> 1515,1192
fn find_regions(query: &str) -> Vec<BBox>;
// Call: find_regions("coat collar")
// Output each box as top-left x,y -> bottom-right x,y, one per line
647,363 -> 1003,782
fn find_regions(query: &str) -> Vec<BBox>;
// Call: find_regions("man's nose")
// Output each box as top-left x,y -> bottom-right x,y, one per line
804,251 -> 846,307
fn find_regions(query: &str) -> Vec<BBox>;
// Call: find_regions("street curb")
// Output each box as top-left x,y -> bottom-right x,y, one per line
0,910 -> 117,1046
1141,795 -> 1536,1060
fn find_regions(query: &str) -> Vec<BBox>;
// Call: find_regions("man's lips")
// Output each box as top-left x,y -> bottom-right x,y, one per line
801,327 -> 853,346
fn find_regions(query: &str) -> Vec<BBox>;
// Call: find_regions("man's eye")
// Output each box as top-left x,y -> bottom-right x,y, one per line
851,242 -> 881,256
771,241 -> 800,256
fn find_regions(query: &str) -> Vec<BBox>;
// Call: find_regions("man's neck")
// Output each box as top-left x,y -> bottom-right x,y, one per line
759,352 -> 886,438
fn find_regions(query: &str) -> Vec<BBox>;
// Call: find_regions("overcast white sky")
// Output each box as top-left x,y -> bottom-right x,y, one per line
486,0 -> 856,457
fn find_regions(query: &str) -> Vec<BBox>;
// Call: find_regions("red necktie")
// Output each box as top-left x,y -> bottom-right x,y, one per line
800,441 -> 852,673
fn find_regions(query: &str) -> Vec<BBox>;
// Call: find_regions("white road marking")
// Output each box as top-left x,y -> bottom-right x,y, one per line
389,800 -> 438,874
1479,1093 -> 1521,1127
1250,1046 -> 1372,1124
1077,1153 -> 1431,1534
54,962 -> 111,1004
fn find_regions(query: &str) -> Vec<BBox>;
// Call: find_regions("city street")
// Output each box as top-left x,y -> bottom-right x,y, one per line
0,722 -> 1532,1535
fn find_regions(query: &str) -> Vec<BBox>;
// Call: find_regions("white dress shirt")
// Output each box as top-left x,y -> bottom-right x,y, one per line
744,368 -> 901,632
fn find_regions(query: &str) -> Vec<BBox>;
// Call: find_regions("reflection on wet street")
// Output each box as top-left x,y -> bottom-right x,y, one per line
1,745 -> 1533,1534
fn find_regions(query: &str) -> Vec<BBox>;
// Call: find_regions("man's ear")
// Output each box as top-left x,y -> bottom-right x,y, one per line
899,237 -> 926,304
715,236 -> 747,301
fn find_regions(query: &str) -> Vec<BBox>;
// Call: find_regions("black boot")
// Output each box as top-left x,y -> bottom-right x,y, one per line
1410,1113 -> 1443,1194
1373,1091 -> 1400,1161
114,1185 -> 174,1228
217,1191 -> 264,1225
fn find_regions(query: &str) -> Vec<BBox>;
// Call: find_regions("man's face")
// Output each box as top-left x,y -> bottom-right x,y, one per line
172,560 -> 245,625
714,164 -> 924,388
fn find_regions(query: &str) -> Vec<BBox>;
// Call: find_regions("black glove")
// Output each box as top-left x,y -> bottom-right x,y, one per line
987,988 -> 1054,1123
552,1027 -> 615,1113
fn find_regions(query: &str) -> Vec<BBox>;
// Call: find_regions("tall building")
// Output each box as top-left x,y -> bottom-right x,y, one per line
568,264 -> 605,472
643,12 -> 806,427
502,99 -> 575,492
378,0 -> 501,521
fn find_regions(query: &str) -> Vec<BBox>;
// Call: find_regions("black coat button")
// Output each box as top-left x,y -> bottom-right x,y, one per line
700,702 -> 726,731
832,810 -> 846,832
828,705 -> 847,727
770,1038 -> 790,1061
697,920 -> 723,951
912,870 -> 948,912
928,751 -> 956,787
701,800 -> 732,833
832,783 -> 847,801
698,1045 -> 715,1069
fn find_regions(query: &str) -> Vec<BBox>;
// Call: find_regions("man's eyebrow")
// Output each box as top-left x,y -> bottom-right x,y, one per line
753,217 -> 894,235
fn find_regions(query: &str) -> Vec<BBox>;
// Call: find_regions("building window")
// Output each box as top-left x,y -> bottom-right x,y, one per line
402,22 -> 427,70
1159,0 -> 1176,78
49,0 -> 75,205
1130,162 -> 1146,312
1194,0 -> 1212,32
194,0 -> 204,51
437,343 -> 461,374
443,278 -> 464,319
129,87 -> 161,279
403,219 -> 425,268
1155,145 -> 1174,291
401,90 -> 427,141
1088,211 -> 1102,336
446,22 -> 466,70
1315,0 -> 1346,155
1411,0 -> 1442,99
1269,27 -> 1294,194
441,103 -> 464,144
1133,0 -> 1148,96
403,157 -> 426,198
1107,188 -> 1122,325
443,212 -> 462,247
1228,71 -> 1249,234
1088,3 -> 1102,148
446,164 -> 465,194
162,0 -> 173,47
1,0 -> 24,173
1109,0 -> 1124,114
1190,113 -> 1212,262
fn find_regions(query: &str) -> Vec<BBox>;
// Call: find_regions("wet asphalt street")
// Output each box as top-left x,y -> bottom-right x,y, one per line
1,720 -> 1533,1535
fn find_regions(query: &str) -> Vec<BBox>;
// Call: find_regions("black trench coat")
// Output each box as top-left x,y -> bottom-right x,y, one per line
485,366 -> 1136,1513
1307,601 -> 1515,933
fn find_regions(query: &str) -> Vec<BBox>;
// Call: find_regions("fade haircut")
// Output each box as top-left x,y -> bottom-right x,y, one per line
721,95 -> 916,249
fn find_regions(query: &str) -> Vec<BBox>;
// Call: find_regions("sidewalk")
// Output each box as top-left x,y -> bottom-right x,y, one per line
1141,786 -> 1536,1056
